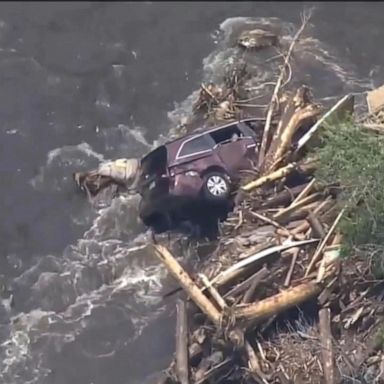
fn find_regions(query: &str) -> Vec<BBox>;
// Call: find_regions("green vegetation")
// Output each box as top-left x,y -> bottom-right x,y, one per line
313,117 -> 384,258
373,322 -> 384,351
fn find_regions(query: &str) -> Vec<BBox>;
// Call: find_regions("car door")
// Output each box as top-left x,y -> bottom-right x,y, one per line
210,124 -> 255,176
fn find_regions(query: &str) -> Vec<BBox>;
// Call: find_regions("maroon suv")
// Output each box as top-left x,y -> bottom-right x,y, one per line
138,118 -> 262,231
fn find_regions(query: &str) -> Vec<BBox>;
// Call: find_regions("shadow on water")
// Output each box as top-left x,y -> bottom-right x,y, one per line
151,199 -> 234,240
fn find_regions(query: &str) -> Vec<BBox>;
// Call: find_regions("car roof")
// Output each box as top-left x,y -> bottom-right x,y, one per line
141,117 -> 263,165
164,117 -> 263,147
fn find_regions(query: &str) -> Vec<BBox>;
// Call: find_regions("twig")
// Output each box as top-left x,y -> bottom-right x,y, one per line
284,247 -> 300,287
258,10 -> 313,166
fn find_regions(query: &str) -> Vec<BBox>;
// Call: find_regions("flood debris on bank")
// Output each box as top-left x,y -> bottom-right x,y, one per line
149,13 -> 384,384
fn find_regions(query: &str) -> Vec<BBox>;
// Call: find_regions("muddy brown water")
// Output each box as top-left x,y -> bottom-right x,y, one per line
0,2 -> 382,384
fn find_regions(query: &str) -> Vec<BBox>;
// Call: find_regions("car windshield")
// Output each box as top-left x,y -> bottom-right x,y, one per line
177,134 -> 215,158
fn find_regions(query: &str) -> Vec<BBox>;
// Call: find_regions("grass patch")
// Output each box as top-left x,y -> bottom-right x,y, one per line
313,117 -> 384,257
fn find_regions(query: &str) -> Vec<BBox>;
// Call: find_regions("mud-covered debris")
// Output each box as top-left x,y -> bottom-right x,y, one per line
237,28 -> 278,50
73,158 -> 140,201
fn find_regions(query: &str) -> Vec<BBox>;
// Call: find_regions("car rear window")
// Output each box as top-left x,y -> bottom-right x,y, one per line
178,134 -> 214,158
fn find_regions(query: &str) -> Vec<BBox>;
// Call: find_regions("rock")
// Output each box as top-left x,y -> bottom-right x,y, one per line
237,29 -> 278,50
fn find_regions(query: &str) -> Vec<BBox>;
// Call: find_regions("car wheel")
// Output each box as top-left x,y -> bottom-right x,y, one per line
202,172 -> 230,202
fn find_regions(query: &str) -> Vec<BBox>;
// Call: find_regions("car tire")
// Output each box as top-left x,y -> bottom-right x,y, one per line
202,172 -> 230,202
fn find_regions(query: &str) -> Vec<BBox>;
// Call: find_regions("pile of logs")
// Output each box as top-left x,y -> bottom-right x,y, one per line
151,85 -> 384,383
149,52 -> 384,384
147,13 -> 384,383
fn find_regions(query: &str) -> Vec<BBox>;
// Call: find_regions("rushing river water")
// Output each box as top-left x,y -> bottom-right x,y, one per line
0,2 -> 382,384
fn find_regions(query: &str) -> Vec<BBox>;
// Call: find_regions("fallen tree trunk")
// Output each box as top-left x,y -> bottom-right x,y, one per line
152,245 -> 222,326
234,281 -> 322,322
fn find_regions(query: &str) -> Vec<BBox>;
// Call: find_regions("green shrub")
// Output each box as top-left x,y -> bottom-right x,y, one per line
313,117 -> 384,256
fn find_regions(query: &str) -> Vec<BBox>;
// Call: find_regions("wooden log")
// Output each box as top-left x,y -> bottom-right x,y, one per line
290,197 -> 334,235
198,274 -> 227,310
244,340 -> 268,383
210,239 -> 318,287
194,358 -> 233,384
291,178 -> 316,205
260,182 -> 311,208
307,212 -> 326,238
277,201 -> 321,225
296,93 -> 355,152
305,208 -> 345,276
272,104 -> 321,169
223,266 -> 269,299
261,94 -> 296,172
152,245 -> 222,326
242,163 -> 297,192
249,210 -> 303,241
242,266 -> 270,303
258,12 -> 313,167
176,300 -> 190,384
234,282 -> 322,321
243,157 -> 317,193
273,192 -> 324,221
319,307 -> 336,384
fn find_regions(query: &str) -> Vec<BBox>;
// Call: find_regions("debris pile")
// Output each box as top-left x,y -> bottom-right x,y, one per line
150,13 -> 384,384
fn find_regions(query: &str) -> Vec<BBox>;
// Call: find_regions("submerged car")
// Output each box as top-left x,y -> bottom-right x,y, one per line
138,118 -> 263,232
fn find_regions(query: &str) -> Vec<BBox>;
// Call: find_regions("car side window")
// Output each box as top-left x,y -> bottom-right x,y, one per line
238,122 -> 257,138
209,125 -> 243,145
178,134 -> 214,158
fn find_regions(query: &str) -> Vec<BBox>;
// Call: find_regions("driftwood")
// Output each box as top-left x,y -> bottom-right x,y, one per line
224,266 -> 269,299
234,282 -> 322,322
319,307 -> 336,384
176,300 -> 190,384
242,163 -> 297,192
258,9 -> 313,167
242,266 -> 269,304
263,86 -> 321,172
305,208 -> 345,276
152,245 -> 222,326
